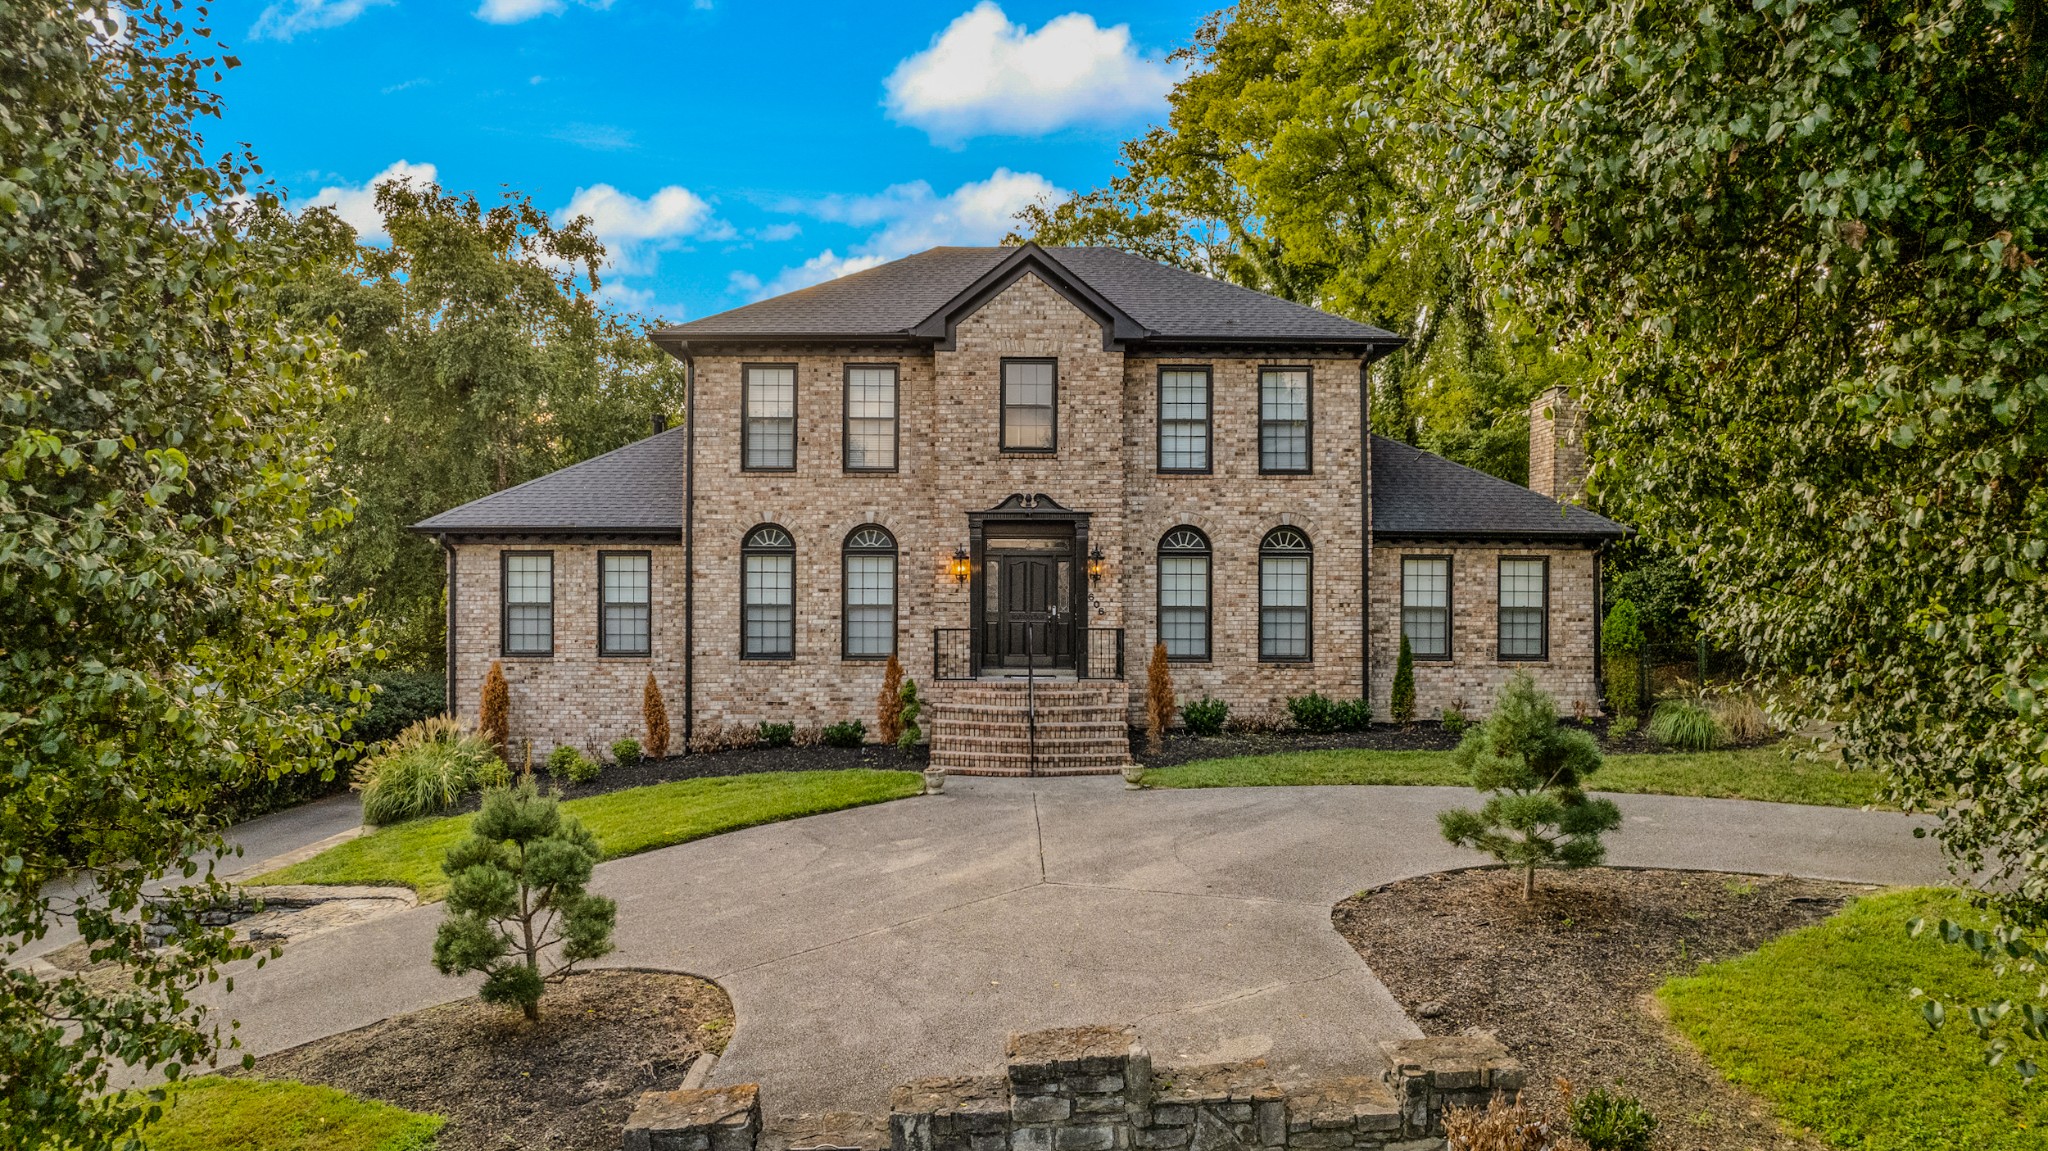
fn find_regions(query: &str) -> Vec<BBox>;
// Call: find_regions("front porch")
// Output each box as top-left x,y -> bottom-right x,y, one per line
924,677 -> 1133,777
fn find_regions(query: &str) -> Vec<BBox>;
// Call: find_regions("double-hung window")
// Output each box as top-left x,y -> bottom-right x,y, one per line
1001,359 -> 1056,451
1158,367 -> 1211,472
1259,367 -> 1311,473
502,552 -> 554,656
1498,557 -> 1549,660
742,525 -> 795,659
1401,557 -> 1450,660
599,552 -> 650,656
743,364 -> 797,471
1157,527 -> 1212,661
844,365 -> 898,471
1259,528 -> 1312,661
842,526 -> 897,659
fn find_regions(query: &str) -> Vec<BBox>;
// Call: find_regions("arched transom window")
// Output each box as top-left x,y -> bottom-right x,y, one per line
1157,527 -> 1212,661
742,525 -> 795,659
1259,527 -> 1312,662
843,525 -> 898,659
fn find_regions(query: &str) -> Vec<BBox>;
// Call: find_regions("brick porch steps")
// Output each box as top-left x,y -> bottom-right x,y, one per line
927,679 -> 1133,776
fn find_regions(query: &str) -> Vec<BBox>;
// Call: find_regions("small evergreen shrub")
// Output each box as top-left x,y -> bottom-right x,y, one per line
1145,642 -> 1175,754
1601,599 -> 1645,718
1570,1089 -> 1657,1151
349,669 -> 447,748
757,721 -> 795,748
610,738 -> 642,767
1287,691 -> 1341,733
897,679 -> 924,749
1606,714 -> 1638,740
1440,706 -> 1467,736
877,653 -> 905,745
1180,696 -> 1229,737
545,744 -> 597,782
643,671 -> 671,758
822,720 -> 866,748
479,660 -> 511,760
1333,698 -> 1373,732
355,717 -> 502,826
1390,634 -> 1416,724
1648,698 -> 1725,751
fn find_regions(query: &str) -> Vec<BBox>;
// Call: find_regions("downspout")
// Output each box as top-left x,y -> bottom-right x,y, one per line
681,346 -> 697,754
441,535 -> 458,720
1359,357 -> 1372,708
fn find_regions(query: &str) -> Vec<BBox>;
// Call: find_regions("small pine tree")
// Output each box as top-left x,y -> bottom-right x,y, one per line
1145,641 -> 1175,755
898,678 -> 923,750
432,778 -> 617,1021
877,652 -> 905,746
479,660 -> 510,761
1390,634 -> 1417,724
643,671 -> 670,759
1602,599 -> 1645,718
1438,672 -> 1623,900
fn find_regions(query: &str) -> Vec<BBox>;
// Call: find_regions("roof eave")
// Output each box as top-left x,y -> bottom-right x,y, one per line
1371,526 -> 1632,542
408,524 -> 683,538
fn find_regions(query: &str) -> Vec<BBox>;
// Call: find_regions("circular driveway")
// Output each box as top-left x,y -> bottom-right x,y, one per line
201,778 -> 1945,1121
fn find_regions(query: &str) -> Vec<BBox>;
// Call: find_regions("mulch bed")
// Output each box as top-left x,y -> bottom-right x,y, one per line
241,969 -> 733,1151
1134,723 -> 1467,766
1334,867 -> 1866,1151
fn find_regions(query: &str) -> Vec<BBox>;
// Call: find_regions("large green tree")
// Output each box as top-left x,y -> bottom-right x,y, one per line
0,3 -> 374,1146
265,181 -> 688,665
1417,0 -> 2048,1069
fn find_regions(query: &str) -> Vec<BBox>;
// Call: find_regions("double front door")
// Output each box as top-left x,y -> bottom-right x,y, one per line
983,535 -> 1075,669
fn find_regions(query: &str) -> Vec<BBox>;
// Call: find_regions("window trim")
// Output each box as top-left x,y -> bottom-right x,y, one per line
1496,554 -> 1551,662
740,523 -> 796,661
741,362 -> 799,473
840,524 -> 899,662
1257,364 -> 1315,475
500,549 -> 555,658
999,357 -> 1059,454
596,549 -> 653,659
1156,526 -> 1213,663
1257,526 -> 1314,664
1155,365 -> 1213,475
1400,554 -> 1454,663
841,362 -> 900,474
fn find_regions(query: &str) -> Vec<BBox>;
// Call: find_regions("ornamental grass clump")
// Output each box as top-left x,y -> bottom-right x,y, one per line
1648,698 -> 1726,751
1439,672 -> 1623,900
355,717 -> 506,826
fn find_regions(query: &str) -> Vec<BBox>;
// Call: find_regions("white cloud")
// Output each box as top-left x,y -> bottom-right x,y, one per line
475,0 -> 613,23
745,168 -> 1064,300
302,159 -> 437,241
251,0 -> 391,40
884,2 -> 1176,142
562,183 -> 725,274
596,280 -> 687,323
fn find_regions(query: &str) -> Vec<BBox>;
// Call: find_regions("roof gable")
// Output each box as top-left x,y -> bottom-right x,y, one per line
1370,435 -> 1627,540
908,244 -> 1148,350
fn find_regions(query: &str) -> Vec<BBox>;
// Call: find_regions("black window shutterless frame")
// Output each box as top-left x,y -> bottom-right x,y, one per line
1156,365 -> 1213,474
1257,365 -> 1314,474
842,363 -> 900,473
597,550 -> 652,658
1496,555 -> 1551,661
741,362 -> 799,472
1258,527 -> 1313,662
999,357 -> 1058,453
1400,555 -> 1453,661
840,525 -> 898,660
1156,526 -> 1213,662
500,550 -> 555,657
740,524 -> 796,660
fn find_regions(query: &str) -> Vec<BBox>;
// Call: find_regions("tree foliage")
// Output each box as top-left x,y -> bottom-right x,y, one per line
0,4 -> 374,1145
1439,674 -> 1621,899
431,779 -> 616,1022
1390,634 -> 1417,724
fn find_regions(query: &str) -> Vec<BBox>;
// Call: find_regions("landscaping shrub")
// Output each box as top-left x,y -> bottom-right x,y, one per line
898,679 -> 924,749
1287,691 -> 1341,733
355,717 -> 503,826
822,720 -> 866,748
1224,705 -> 1289,734
687,719 -> 755,754
479,660 -> 511,760
1439,672 -> 1623,900
877,653 -> 905,745
610,738 -> 642,767
1606,715 -> 1638,741
1648,698 -> 1725,751
1601,599 -> 1644,718
1333,698 -> 1373,732
432,778 -> 616,1022
793,723 -> 825,747
1569,1089 -> 1656,1151
757,721 -> 795,748
350,669 -> 447,749
1146,641 -> 1175,753
644,671 -> 670,758
1441,705 -> 1468,737
1181,696 -> 1229,737
1708,691 -> 1774,743
545,744 -> 599,783
1390,634 -> 1416,724
1441,1092 -> 1569,1150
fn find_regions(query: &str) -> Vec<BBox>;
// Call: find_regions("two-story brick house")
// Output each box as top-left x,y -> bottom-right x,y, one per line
414,244 -> 1625,773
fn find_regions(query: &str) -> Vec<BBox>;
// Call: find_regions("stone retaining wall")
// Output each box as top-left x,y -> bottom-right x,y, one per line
624,1025 -> 1521,1151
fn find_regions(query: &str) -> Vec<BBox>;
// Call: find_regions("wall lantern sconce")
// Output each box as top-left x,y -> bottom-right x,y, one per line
950,547 -> 971,585
1088,545 -> 1106,584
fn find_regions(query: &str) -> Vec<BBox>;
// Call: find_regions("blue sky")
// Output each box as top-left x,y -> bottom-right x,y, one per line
213,0 -> 1212,323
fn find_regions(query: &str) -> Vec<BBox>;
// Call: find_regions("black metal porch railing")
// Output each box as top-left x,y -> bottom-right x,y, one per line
933,628 -> 973,681
1082,628 -> 1124,681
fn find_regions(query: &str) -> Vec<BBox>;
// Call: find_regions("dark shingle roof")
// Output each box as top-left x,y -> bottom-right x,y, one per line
656,245 -> 1398,347
411,427 -> 683,536
1371,435 -> 1627,540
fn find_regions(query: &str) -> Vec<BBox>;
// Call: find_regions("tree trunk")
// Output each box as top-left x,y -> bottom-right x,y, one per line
1522,865 -> 1535,901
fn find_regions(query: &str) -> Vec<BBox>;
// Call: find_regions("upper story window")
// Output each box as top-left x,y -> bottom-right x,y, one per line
502,552 -> 554,656
1259,367 -> 1312,473
842,526 -> 898,660
844,365 -> 898,472
1258,527 -> 1312,662
1498,556 -> 1549,660
599,551 -> 651,657
1001,358 -> 1057,452
1158,367 -> 1211,473
1401,556 -> 1450,660
1158,527 -> 1212,661
743,364 -> 797,471
742,524 -> 795,659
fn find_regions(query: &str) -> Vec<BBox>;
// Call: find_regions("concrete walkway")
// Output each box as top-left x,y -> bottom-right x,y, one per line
193,779 -> 1945,1120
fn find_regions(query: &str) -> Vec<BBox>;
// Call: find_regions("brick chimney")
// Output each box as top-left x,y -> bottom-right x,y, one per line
1528,386 -> 1586,503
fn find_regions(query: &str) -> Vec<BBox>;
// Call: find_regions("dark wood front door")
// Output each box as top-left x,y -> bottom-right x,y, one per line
985,545 -> 1074,668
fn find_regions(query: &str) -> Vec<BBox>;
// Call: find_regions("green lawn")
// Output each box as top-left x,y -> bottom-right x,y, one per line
1141,744 -> 1882,807
256,769 -> 923,900
134,1078 -> 441,1150
1660,889 -> 2048,1150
